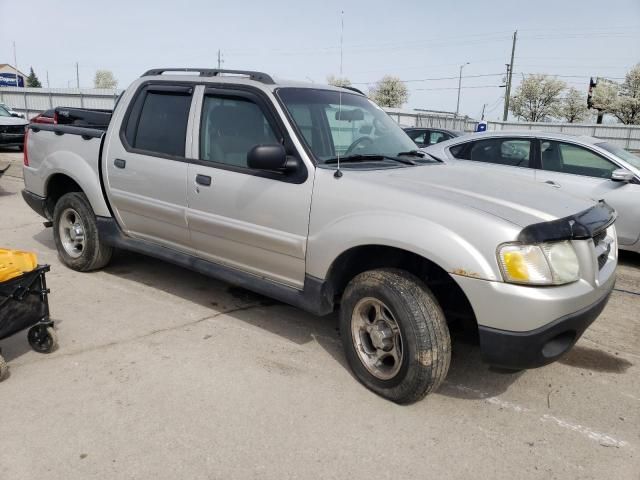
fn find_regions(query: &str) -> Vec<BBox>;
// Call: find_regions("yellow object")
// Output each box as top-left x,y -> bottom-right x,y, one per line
0,249 -> 38,282
502,251 -> 530,282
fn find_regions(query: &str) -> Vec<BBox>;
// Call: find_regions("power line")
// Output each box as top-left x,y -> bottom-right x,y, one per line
413,85 -> 503,91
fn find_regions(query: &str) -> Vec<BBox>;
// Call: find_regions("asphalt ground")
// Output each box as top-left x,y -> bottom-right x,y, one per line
1,148 -> 639,479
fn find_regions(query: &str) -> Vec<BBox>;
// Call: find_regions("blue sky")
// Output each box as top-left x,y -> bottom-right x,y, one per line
1,0 -> 639,120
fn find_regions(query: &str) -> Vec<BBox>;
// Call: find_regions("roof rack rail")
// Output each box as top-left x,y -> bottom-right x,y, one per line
342,86 -> 366,96
141,68 -> 275,85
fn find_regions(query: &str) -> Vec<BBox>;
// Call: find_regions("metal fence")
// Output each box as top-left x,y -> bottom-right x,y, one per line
0,86 -> 120,118
2,87 -> 639,151
389,109 -> 640,151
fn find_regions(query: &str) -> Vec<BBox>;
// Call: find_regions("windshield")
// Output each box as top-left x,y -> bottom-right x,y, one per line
277,88 -> 417,164
0,106 -> 11,117
596,142 -> 640,170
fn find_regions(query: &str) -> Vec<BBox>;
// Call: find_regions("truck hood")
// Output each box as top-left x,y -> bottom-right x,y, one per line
379,162 -> 598,228
0,117 -> 28,126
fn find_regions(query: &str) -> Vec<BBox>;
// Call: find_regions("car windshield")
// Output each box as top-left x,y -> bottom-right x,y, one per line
0,106 -> 11,117
277,88 -> 418,164
596,142 -> 640,170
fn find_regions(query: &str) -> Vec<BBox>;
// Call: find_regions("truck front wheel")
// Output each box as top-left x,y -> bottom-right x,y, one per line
53,192 -> 113,271
340,268 -> 451,404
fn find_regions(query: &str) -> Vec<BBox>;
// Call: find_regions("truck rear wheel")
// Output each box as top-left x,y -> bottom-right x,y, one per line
340,268 -> 451,404
53,192 -> 112,271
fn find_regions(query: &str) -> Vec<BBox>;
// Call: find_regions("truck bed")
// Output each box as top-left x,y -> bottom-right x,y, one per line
24,123 -> 111,218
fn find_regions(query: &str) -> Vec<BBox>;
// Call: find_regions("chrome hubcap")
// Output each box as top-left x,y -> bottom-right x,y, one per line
351,297 -> 403,380
59,208 -> 86,258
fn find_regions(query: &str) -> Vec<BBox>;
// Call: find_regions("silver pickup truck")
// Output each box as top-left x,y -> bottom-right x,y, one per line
22,68 -> 617,404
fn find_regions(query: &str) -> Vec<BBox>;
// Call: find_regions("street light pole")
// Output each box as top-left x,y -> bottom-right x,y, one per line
455,62 -> 469,117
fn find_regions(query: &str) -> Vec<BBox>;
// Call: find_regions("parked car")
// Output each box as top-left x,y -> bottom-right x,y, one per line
0,105 -> 28,150
0,103 -> 24,119
22,68 -> 617,404
30,109 -> 55,125
403,127 -> 462,148
426,131 -> 640,253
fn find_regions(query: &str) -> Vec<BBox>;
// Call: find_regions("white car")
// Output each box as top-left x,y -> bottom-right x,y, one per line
0,103 -> 24,118
425,131 -> 640,253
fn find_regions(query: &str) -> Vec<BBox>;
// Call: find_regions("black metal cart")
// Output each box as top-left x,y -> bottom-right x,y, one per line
0,265 -> 57,381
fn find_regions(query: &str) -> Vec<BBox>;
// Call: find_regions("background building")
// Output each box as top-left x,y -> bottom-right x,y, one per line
0,64 -> 26,87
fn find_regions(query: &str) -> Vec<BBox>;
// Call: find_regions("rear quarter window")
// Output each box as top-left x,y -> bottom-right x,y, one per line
124,89 -> 192,157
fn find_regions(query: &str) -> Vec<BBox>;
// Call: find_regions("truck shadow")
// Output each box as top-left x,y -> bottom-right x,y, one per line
99,250 -> 521,399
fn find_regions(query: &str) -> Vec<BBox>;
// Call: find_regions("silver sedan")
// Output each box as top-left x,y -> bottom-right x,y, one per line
425,131 -> 640,253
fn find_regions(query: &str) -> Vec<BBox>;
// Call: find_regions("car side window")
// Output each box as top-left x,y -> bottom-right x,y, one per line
429,131 -> 448,145
408,130 -> 427,145
451,138 -> 532,167
126,90 -> 192,157
541,141 -> 617,179
199,95 -> 279,168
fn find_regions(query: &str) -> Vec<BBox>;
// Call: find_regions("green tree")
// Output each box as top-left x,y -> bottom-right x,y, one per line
369,75 -> 408,108
26,67 -> 42,88
94,69 -> 118,89
509,74 -> 566,122
327,75 -> 352,87
558,88 -> 589,123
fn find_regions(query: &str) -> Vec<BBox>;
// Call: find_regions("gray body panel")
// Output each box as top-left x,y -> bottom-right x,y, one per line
22,74 -> 617,337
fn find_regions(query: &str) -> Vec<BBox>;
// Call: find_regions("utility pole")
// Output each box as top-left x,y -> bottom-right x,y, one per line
12,41 -> 19,87
75,62 -> 80,88
46,70 -> 50,88
502,30 -> 517,121
480,103 -> 487,120
217,50 -> 223,69
455,62 -> 470,117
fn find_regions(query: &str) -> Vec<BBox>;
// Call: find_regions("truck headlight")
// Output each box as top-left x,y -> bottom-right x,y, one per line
498,241 -> 579,285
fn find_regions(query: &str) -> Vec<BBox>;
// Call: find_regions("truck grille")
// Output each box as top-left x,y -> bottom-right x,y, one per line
593,229 -> 612,271
0,125 -> 26,134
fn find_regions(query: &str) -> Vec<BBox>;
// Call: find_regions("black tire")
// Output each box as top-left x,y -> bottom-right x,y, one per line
340,268 -> 451,404
27,325 -> 58,354
53,192 -> 112,271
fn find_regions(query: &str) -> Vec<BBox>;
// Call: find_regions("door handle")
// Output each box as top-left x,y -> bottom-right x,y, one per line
544,180 -> 561,188
114,159 -> 126,169
195,174 -> 212,186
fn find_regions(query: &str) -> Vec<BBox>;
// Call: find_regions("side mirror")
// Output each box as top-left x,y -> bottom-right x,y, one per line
10,112 -> 20,118
611,168 -> 635,183
247,144 -> 297,173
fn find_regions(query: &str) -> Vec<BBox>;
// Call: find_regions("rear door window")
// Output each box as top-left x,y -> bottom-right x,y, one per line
125,88 -> 192,157
450,138 -> 532,167
541,141 -> 618,178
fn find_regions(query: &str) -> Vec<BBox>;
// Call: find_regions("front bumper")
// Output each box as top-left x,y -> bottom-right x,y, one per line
477,287 -> 613,369
0,132 -> 25,147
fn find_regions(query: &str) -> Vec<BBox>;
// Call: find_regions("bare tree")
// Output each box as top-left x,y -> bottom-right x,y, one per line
326,75 -> 352,87
509,74 -> 566,122
94,70 -> 118,89
369,76 -> 408,108
612,63 -> 640,125
557,88 -> 589,123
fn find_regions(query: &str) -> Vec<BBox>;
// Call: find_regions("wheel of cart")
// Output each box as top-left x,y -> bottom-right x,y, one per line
0,264 -> 56,382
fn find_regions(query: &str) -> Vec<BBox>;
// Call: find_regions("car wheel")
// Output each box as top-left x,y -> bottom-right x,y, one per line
340,268 -> 451,404
53,192 -> 113,271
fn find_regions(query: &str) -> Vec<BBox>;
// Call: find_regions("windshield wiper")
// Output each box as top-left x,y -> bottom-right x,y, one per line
324,154 -> 415,165
396,150 -> 426,158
